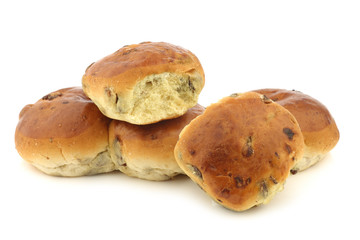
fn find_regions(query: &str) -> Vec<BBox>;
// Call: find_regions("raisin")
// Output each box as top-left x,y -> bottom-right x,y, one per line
234,176 -> 251,188
187,165 -> 202,180
42,92 -> 62,101
261,95 -> 273,104
283,128 -> 294,140
188,79 -> 195,92
269,176 -> 278,184
260,181 -> 268,198
105,87 -> 112,97
285,144 -> 292,154
242,136 -> 254,157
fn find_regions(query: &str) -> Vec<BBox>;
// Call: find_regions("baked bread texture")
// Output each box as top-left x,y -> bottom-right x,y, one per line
252,89 -> 339,173
15,87 -> 115,177
82,42 -> 205,125
109,104 -> 205,181
174,92 -> 304,211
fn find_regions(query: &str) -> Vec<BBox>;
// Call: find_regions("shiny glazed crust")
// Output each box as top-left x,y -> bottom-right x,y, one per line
82,42 -> 205,124
252,89 -> 339,172
109,104 -> 205,181
174,92 -> 304,211
15,87 -> 115,176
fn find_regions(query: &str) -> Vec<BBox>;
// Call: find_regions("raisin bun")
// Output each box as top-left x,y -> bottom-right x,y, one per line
252,89 -> 339,173
174,92 -> 304,211
15,87 -> 115,177
82,42 -> 205,125
109,104 -> 205,181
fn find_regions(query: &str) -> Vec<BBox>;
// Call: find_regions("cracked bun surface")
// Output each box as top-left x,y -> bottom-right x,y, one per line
15,87 -> 115,177
109,104 -> 205,181
82,41 -> 205,125
174,92 -> 304,211
252,89 -> 339,173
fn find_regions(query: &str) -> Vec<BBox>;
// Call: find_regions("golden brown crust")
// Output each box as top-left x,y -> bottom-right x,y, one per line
82,42 -> 204,102
16,88 -> 108,139
252,89 -> 339,155
15,87 -> 113,176
85,42 -> 204,80
109,104 -> 205,180
174,92 -> 304,211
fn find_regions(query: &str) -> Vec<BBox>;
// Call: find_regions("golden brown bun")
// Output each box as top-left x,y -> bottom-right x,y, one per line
252,89 -> 340,173
174,92 -> 304,211
15,87 -> 115,176
82,42 -> 205,125
109,104 -> 205,181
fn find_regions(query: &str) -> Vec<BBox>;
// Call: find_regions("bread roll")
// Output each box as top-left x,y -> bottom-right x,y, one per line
109,104 -> 205,181
15,87 -> 115,177
252,89 -> 339,173
174,92 -> 304,211
82,42 -> 205,125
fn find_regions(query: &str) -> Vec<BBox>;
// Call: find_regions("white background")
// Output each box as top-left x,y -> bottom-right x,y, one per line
1,0 -> 359,239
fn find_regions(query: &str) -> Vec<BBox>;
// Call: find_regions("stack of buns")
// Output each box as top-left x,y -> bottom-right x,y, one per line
15,41 -> 339,211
